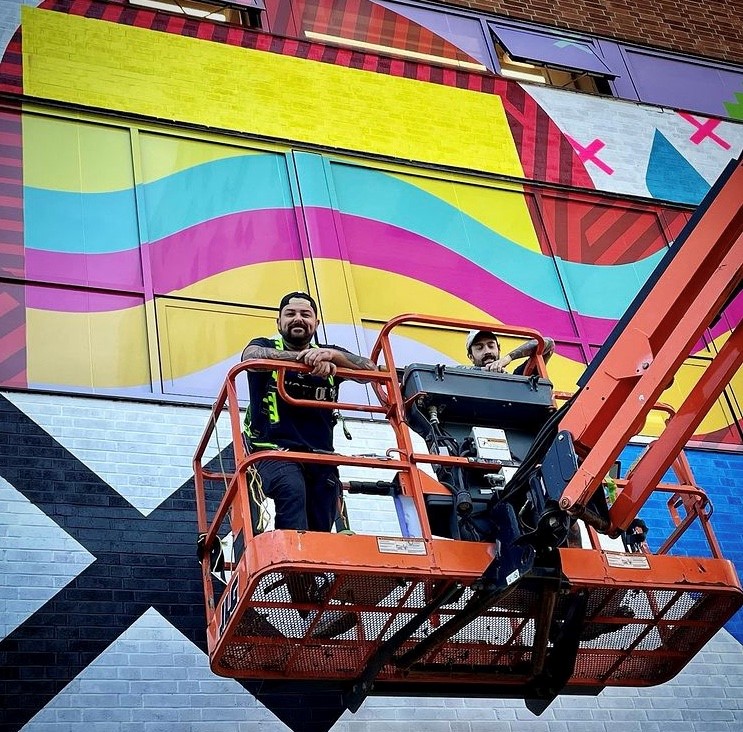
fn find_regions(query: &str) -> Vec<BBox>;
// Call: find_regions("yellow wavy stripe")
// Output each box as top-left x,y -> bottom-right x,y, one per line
23,8 -> 523,177
160,262 -> 311,376
26,307 -> 151,387
168,261 -> 307,306
391,173 -> 542,253
138,133 -> 261,184
23,114 -> 135,192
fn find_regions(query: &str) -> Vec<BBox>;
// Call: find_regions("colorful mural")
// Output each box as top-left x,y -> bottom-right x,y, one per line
0,0 -> 739,443
7,118 -> 740,440
1,3 -> 742,731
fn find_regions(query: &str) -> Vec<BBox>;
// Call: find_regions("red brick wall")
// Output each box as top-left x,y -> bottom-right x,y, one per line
435,1 -> 743,65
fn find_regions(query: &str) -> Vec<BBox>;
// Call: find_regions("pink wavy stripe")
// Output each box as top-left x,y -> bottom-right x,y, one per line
26,286 -> 143,312
24,210 -> 303,311
25,248 -> 144,310
318,211 -> 615,342
148,210 -> 302,292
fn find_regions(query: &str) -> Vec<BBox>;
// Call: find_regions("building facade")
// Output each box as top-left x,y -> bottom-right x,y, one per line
1,1 -> 742,730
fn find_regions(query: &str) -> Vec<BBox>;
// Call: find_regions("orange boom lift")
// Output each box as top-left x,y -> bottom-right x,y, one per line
193,156 -> 743,714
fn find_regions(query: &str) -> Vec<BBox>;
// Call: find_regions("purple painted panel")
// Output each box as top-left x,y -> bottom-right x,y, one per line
622,48 -> 743,117
374,0 -> 494,69
595,39 -> 634,96
489,22 -> 615,77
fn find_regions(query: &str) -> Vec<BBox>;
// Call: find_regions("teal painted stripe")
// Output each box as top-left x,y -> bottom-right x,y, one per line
24,187 -> 140,254
324,165 -> 664,319
141,154 -> 295,241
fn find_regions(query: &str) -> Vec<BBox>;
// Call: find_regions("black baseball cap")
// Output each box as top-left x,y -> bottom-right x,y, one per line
278,291 -> 318,315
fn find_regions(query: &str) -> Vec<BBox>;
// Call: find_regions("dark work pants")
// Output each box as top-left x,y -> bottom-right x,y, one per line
256,458 -> 340,532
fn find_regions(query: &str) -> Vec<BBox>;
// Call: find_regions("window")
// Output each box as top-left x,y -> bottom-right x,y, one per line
128,0 -> 264,28
489,22 -> 614,95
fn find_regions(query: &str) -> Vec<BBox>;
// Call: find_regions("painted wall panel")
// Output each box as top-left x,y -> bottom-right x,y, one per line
622,47 -> 743,120
156,298 -> 275,399
25,288 -> 152,394
3,108 -> 741,439
22,115 -> 142,291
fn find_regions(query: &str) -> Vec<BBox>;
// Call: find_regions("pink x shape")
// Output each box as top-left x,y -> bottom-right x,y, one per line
566,135 -> 614,175
678,112 -> 731,149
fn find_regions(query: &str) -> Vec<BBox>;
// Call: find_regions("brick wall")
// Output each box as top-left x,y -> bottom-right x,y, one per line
2,390 -> 742,731
436,1 -> 743,65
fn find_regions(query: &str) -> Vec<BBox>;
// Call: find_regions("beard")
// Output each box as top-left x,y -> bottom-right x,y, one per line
281,321 -> 313,348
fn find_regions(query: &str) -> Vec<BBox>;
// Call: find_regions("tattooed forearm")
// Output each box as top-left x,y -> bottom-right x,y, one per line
507,337 -> 555,361
508,339 -> 537,360
339,352 -> 377,371
241,345 -> 302,362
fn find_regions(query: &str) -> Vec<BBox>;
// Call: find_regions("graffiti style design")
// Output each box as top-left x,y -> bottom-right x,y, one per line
678,112 -> 732,149
531,192 -> 688,265
526,85 -> 743,204
2,2 -> 743,206
566,135 -> 614,175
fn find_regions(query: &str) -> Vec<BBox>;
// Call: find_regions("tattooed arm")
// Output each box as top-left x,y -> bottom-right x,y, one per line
241,341 -> 376,379
299,348 -> 376,380
507,337 -> 555,364
482,337 -> 555,373
241,343 -> 305,365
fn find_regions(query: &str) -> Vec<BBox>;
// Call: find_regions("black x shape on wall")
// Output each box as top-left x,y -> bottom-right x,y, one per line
0,394 -> 348,732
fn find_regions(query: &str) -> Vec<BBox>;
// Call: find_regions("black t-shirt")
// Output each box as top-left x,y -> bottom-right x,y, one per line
246,337 -> 349,452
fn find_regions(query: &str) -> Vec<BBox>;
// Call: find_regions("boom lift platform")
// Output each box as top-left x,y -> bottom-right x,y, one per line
193,156 -> 743,713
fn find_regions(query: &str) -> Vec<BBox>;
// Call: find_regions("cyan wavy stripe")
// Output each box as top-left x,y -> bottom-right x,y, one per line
24,187 -> 140,254
322,166 -> 665,319
141,154 -> 294,241
24,154 -> 295,253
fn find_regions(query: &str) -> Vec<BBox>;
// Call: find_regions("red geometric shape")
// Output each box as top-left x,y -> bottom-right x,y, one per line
531,191 -> 685,265
0,285 -> 27,388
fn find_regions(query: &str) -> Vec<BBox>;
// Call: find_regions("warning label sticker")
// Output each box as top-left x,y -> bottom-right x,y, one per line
377,537 -> 427,555
605,552 -> 650,569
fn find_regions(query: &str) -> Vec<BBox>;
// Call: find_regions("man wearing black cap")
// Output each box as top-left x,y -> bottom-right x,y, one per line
242,291 -> 375,532
465,329 -> 555,374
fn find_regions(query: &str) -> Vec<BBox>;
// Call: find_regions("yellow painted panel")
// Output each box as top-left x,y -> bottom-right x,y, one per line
23,114 -> 134,192
26,306 -> 150,387
307,258 -> 355,324
23,8 -> 523,177
393,173 -> 542,253
157,298 -> 277,380
350,263 -> 493,323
